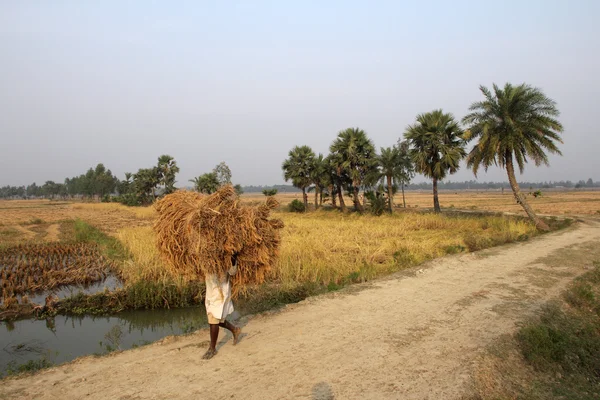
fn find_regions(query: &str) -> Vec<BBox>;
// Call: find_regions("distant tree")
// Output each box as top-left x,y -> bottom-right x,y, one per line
26,182 -> 40,198
395,140 -> 414,208
463,83 -> 563,231
327,153 -> 350,212
234,184 -> 244,196
190,172 -> 220,194
117,172 -> 134,196
213,162 -> 232,186
329,128 -> 377,212
405,110 -> 466,213
310,154 -> 328,209
282,145 -> 315,210
133,167 -> 160,204
377,146 -> 401,213
262,188 -> 278,196
157,155 -> 180,195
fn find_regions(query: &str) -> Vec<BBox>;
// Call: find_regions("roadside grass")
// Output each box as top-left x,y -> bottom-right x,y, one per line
471,261 -> 600,399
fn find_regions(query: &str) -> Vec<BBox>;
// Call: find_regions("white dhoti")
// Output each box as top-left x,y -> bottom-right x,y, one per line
205,273 -> 234,324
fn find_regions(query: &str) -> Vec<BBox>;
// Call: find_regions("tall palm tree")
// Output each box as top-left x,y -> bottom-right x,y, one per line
462,83 -> 563,231
282,145 -> 315,209
378,146 -> 401,213
310,153 -> 328,209
330,128 -> 377,212
396,140 -> 415,208
405,110 -> 466,213
328,152 -> 348,212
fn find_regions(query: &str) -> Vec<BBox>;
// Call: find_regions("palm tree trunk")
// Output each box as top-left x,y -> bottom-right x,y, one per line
319,188 -> 323,206
432,178 -> 440,213
386,175 -> 394,213
353,185 -> 363,212
314,188 -> 319,210
506,155 -> 550,231
401,182 -> 406,208
329,184 -> 337,208
302,188 -> 308,210
337,183 -> 346,211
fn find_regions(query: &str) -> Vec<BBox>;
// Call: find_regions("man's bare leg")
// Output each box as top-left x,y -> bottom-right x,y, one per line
202,324 -> 220,359
219,320 -> 242,345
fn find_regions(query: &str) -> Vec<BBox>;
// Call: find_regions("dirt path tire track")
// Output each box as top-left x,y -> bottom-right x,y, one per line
3,220 -> 600,400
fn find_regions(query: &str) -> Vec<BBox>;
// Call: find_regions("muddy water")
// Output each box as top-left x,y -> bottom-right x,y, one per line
0,306 -> 215,376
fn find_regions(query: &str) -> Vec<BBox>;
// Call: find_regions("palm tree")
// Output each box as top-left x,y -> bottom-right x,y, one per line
189,172 -> 219,194
396,140 -> 414,208
310,153 -> 329,209
282,145 -> 315,209
328,153 -> 348,212
405,110 -> 466,213
378,146 -> 401,213
157,155 -> 180,195
462,83 -> 563,231
330,128 -> 377,212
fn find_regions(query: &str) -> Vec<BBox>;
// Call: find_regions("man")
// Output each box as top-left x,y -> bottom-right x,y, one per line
202,253 -> 242,360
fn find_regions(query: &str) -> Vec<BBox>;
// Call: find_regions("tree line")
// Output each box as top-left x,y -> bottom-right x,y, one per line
0,155 -> 181,206
0,156 -> 250,206
282,83 -> 565,231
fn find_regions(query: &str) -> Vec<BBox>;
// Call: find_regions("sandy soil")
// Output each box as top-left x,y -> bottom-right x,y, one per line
2,220 -> 600,400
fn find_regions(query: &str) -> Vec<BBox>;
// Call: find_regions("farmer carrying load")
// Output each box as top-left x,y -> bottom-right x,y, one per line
202,252 -> 241,360
153,185 -> 284,361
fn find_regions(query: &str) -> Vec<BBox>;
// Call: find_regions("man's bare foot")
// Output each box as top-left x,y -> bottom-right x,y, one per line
202,348 -> 217,360
232,327 -> 241,345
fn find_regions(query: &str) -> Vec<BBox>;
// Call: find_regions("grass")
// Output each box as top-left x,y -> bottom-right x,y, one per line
515,262 -> 600,398
73,219 -> 128,261
471,262 -> 600,399
3,357 -> 53,378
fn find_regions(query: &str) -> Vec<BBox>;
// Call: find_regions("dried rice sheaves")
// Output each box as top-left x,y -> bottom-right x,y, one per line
153,185 -> 283,297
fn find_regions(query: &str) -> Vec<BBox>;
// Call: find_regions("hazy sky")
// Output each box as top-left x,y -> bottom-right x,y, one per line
1,1 -> 599,187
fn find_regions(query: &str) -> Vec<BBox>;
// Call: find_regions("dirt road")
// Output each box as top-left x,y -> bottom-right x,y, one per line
3,220 -> 600,400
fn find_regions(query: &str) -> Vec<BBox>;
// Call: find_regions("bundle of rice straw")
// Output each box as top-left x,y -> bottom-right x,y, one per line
153,185 -> 284,297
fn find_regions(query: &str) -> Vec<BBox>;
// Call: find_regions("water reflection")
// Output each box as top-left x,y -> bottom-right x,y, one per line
0,306 -> 207,376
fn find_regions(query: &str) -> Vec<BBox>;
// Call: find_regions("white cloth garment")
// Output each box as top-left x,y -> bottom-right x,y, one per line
204,270 -> 235,321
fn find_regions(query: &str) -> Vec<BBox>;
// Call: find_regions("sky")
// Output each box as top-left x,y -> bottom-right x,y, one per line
1,1 -> 599,187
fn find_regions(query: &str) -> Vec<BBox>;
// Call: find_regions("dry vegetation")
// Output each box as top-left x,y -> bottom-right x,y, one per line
117,209 -> 537,293
0,243 -> 113,302
248,190 -> 600,216
0,190 -> 593,315
153,188 -> 283,297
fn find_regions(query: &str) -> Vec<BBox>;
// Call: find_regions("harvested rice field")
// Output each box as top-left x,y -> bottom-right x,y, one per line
245,189 -> 600,216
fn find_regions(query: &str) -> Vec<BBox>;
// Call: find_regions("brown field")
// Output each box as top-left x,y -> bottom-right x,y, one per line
247,189 -> 600,216
1,190 -> 599,247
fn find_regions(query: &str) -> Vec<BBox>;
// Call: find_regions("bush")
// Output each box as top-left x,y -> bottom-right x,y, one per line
365,190 -> 387,216
262,189 -> 278,196
119,193 -> 139,206
288,199 -> 306,213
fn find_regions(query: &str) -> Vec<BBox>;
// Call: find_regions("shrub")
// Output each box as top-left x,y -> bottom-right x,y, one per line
262,189 -> 278,196
364,190 -> 386,216
288,199 -> 306,213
